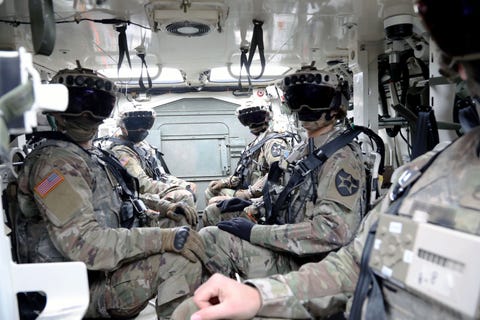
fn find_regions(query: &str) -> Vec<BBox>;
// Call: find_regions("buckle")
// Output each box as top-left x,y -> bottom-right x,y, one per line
389,169 -> 421,201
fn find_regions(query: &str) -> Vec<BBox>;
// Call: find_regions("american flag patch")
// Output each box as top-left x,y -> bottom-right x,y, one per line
119,157 -> 129,166
34,170 -> 65,198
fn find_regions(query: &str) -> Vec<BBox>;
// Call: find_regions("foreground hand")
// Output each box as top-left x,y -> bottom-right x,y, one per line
190,273 -> 262,320
217,217 -> 254,242
161,226 -> 205,262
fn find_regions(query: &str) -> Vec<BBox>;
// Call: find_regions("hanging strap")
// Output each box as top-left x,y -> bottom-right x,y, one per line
116,24 -> 131,72
137,52 -> 152,90
349,144 -> 450,319
246,19 -> 266,79
233,46 -> 253,96
263,126 -> 363,225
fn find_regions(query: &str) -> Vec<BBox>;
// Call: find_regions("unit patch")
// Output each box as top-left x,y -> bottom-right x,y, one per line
335,169 -> 359,196
270,142 -> 284,157
34,170 -> 65,198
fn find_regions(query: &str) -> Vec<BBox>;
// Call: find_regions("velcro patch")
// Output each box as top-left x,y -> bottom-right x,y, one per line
34,170 -> 64,198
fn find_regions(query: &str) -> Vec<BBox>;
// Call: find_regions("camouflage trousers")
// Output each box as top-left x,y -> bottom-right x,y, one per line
171,297 -> 292,320
202,202 -> 246,227
204,186 -> 235,204
86,252 -> 203,319
199,226 -> 300,279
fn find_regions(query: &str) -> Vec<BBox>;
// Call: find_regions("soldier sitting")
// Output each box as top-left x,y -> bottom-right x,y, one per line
106,107 -> 198,228
196,68 -> 367,283
14,66 -> 205,319
202,97 -> 294,226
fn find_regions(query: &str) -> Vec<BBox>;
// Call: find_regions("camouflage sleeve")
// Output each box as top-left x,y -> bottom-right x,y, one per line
250,146 -> 365,255
111,145 -> 181,196
246,207 -> 380,318
28,148 -> 165,271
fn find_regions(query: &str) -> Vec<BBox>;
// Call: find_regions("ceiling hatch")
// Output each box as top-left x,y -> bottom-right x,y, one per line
145,0 -> 229,37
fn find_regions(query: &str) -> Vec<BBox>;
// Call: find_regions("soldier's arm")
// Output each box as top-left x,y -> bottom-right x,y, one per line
250,149 -> 365,255
247,208 -> 379,319
111,145 -> 181,196
28,150 -> 167,271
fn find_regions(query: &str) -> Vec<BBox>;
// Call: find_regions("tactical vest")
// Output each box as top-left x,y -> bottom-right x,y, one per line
108,138 -> 166,181
234,131 -> 294,189
350,127 -> 480,320
14,139 -> 123,264
263,126 -> 372,225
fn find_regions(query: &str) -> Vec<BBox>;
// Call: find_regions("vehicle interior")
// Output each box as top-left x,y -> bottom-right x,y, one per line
0,0 -> 473,319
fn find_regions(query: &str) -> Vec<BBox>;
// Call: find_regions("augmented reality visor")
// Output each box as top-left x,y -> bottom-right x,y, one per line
123,111 -> 155,131
237,107 -> 269,127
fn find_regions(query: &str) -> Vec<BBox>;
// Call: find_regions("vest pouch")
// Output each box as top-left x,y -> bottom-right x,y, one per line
120,201 -> 135,228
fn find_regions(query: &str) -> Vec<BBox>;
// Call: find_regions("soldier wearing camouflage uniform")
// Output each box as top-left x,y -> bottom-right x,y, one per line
14,66 -> 205,319
198,68 -> 366,282
172,1 -> 480,319
109,107 -> 198,227
202,98 -> 292,226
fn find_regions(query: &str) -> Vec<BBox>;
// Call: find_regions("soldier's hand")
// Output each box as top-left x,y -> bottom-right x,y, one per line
233,188 -> 251,200
217,217 -> 254,242
161,226 -> 205,262
208,179 -> 225,194
166,202 -> 198,227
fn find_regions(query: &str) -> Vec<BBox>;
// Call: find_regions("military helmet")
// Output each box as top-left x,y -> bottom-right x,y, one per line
235,98 -> 272,128
50,65 -> 116,119
416,0 -> 480,59
281,66 -> 341,121
120,107 -> 156,131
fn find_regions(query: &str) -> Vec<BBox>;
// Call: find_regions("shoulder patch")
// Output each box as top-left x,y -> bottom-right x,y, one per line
34,170 -> 65,198
270,142 -> 285,158
335,169 -> 359,196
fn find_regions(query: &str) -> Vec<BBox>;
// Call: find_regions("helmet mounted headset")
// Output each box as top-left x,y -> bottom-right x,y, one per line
120,108 -> 156,143
282,66 -> 341,121
49,62 -> 117,120
235,99 -> 271,128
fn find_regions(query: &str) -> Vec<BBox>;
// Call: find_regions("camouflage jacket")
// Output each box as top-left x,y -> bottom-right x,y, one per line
249,127 -> 366,258
16,139 -> 166,270
110,138 -> 188,197
247,126 -> 480,319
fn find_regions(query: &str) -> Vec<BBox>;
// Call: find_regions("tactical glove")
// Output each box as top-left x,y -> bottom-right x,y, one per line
161,226 -> 205,262
217,217 -> 254,242
208,176 -> 241,194
166,202 -> 198,227
216,197 -> 252,213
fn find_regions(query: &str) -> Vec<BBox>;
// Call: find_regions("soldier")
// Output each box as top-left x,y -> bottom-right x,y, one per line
14,66 -> 205,319
172,1 -> 480,319
197,68 -> 366,283
108,107 -> 198,227
202,97 -> 293,226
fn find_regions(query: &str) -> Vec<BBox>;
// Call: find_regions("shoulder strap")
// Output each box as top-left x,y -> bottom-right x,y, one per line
264,126 -> 364,224
349,144 -> 449,320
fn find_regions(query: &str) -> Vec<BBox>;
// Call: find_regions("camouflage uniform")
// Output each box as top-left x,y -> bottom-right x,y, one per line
15,139 -> 203,319
110,138 -> 197,222
203,129 -> 291,226
215,127 -> 480,319
200,126 -> 366,280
